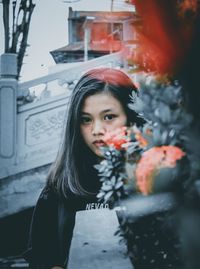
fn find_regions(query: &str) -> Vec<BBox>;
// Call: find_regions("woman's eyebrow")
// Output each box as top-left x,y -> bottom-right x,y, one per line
100,108 -> 118,115
101,109 -> 113,113
81,108 -> 115,115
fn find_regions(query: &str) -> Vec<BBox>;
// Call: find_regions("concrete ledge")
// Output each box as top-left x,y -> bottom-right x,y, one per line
0,165 -> 49,219
68,209 -> 133,269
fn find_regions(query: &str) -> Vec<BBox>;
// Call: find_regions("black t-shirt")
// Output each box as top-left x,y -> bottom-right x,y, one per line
24,186 -> 98,269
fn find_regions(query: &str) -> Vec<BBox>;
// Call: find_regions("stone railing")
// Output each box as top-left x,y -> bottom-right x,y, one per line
17,52 -> 123,105
0,52 -> 123,180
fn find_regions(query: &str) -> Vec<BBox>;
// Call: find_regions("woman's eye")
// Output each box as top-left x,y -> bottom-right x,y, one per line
104,114 -> 116,121
81,117 -> 92,124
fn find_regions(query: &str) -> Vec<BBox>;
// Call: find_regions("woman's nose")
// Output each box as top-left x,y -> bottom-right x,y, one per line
92,121 -> 105,136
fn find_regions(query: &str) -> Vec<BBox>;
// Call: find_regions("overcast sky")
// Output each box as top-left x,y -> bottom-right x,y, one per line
0,0 -> 133,82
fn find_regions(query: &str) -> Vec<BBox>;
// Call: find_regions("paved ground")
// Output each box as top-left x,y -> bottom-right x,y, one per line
68,209 -> 133,269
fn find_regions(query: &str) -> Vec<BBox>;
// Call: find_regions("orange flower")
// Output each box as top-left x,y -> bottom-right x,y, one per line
132,126 -> 148,148
103,127 -> 130,150
135,146 -> 185,195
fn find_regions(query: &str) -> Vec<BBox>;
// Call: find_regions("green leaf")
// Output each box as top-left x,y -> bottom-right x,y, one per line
104,191 -> 114,202
115,181 -> 124,190
101,184 -> 112,191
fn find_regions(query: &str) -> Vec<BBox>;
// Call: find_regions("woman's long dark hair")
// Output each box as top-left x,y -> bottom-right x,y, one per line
47,68 -> 144,198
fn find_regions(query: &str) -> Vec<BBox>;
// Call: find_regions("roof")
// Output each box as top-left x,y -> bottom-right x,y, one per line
51,41 -> 122,53
68,8 -> 140,23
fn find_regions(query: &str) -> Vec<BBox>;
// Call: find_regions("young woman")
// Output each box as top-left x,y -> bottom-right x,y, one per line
24,68 -> 143,269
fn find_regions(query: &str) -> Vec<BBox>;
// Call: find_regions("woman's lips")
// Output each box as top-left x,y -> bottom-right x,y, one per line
93,140 -> 106,147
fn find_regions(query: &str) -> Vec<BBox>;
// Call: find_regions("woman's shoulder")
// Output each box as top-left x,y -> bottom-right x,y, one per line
32,186 -> 61,217
37,185 -> 100,212
38,185 -> 57,200
37,185 -> 76,210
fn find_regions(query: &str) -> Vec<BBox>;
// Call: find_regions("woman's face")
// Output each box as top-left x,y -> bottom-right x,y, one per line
80,92 -> 127,157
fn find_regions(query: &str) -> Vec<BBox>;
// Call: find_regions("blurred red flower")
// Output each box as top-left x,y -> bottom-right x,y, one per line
132,126 -> 148,148
125,0 -> 198,75
103,127 -> 130,150
135,146 -> 185,195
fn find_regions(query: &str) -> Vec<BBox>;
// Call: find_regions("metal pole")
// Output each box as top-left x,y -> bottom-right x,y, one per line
84,28 -> 88,62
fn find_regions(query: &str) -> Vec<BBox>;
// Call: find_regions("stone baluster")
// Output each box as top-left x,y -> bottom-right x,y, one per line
0,53 -> 18,161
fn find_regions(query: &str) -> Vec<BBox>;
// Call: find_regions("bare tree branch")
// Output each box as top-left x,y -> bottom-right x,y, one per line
17,0 -> 35,76
12,1 -> 17,41
2,0 -> 10,52
1,0 -> 35,78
